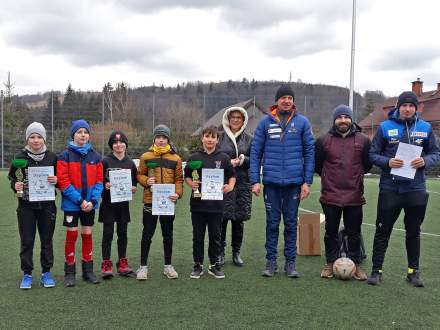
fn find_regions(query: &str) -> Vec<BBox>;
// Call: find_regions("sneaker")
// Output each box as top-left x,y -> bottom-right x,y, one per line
320,263 -> 334,279
40,272 -> 56,288
262,260 -> 278,277
367,270 -> 383,285
406,269 -> 424,287
285,261 -> 300,278
136,266 -> 148,280
190,263 -> 204,279
163,265 -> 179,279
353,265 -> 367,281
101,260 -> 113,279
218,252 -> 225,267
117,257 -> 133,276
208,263 -> 225,279
20,274 -> 32,289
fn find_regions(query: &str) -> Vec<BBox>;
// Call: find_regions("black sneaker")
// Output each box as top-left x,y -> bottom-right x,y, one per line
367,271 -> 383,286
190,263 -> 204,279
407,270 -> 424,287
208,263 -> 225,279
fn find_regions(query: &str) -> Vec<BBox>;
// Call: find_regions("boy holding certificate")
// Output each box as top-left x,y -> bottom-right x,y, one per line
8,122 -> 58,289
136,125 -> 183,280
184,126 -> 236,279
57,120 -> 104,287
99,131 -> 138,278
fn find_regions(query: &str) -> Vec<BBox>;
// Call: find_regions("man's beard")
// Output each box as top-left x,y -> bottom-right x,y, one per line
335,124 -> 350,133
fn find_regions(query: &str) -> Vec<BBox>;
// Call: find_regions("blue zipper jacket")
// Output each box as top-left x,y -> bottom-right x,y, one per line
369,108 -> 440,192
250,105 -> 315,186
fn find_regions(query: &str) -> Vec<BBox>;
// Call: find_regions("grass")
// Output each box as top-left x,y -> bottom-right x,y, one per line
1,172 -> 440,329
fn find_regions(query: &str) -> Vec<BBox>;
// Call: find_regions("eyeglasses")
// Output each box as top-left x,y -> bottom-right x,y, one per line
230,116 -> 243,120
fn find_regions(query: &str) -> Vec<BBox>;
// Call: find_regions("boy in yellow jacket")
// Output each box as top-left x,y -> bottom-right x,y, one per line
136,125 -> 183,279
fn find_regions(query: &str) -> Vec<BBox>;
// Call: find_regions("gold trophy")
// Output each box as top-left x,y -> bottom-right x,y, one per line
187,160 -> 203,198
146,162 -> 158,192
11,159 -> 28,198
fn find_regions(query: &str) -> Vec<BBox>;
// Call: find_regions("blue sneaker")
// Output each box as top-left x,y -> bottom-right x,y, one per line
20,274 -> 33,289
40,272 -> 56,288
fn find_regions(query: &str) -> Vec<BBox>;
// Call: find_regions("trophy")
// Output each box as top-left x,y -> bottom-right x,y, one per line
187,160 -> 203,198
146,161 -> 158,192
11,159 -> 28,198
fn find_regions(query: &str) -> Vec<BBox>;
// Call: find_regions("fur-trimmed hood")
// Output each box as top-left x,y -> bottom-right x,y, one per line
222,106 -> 249,157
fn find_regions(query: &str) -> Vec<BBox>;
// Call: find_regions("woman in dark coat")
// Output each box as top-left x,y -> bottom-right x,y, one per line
218,106 -> 252,266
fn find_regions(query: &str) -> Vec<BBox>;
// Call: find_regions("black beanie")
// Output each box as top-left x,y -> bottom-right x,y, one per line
396,91 -> 418,110
275,84 -> 295,102
108,130 -> 128,149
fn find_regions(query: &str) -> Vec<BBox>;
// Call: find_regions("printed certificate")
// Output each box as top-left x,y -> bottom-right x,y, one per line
201,168 -> 224,200
28,166 -> 55,201
390,142 -> 423,179
152,184 -> 175,215
109,169 -> 133,203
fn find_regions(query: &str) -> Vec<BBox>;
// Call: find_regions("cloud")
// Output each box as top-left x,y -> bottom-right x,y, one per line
369,47 -> 439,71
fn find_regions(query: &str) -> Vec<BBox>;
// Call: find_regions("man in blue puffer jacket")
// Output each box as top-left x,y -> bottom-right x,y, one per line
367,91 -> 440,287
250,84 -> 315,278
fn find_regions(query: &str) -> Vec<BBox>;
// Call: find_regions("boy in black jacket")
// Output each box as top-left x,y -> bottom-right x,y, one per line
8,122 -> 58,289
184,126 -> 236,279
99,131 -> 138,278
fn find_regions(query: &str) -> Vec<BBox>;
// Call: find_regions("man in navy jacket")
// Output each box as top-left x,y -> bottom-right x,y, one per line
367,91 -> 440,287
250,84 -> 315,278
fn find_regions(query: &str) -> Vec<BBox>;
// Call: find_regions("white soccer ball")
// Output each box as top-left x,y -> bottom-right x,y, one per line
333,257 -> 355,280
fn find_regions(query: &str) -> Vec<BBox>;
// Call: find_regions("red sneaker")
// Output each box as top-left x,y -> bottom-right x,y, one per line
101,260 -> 113,279
117,257 -> 133,276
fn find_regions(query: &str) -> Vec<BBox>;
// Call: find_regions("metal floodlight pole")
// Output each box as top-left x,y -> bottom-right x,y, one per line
1,90 -> 4,169
102,92 -> 105,156
51,91 -> 54,152
349,0 -> 357,109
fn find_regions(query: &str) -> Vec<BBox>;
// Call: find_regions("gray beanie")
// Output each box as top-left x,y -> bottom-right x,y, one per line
153,124 -> 171,140
26,122 -> 46,141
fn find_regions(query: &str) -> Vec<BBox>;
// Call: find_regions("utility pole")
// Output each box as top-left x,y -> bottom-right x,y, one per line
349,0 -> 357,109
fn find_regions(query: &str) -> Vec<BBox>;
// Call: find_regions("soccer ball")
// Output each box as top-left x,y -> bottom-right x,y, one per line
333,257 -> 355,280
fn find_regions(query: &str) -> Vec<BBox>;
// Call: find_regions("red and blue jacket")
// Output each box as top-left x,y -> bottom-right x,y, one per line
57,142 -> 104,211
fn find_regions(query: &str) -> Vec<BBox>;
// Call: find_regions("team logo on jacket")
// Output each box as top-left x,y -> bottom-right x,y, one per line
415,138 -> 424,145
288,122 -> 297,133
388,129 -> 398,137
389,138 -> 399,144
411,131 -> 428,138
215,161 -> 221,169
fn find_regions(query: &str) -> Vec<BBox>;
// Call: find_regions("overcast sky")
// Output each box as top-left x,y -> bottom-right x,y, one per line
0,0 -> 439,96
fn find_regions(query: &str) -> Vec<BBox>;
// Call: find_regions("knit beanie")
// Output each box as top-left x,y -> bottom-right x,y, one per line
396,91 -> 418,110
71,119 -> 91,138
332,104 -> 353,122
25,122 -> 46,141
153,124 -> 171,140
108,130 -> 129,149
275,84 -> 295,102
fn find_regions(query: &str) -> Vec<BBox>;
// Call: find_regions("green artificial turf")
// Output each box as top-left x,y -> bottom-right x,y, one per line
1,172 -> 440,329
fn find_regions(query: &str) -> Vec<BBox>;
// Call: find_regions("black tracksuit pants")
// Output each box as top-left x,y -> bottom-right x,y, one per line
140,204 -> 174,265
192,212 -> 222,265
221,219 -> 244,254
102,222 -> 128,260
321,203 -> 363,264
371,191 -> 428,271
17,204 -> 56,274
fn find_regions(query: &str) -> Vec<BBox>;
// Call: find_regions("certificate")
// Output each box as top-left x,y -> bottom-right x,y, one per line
390,142 -> 423,179
28,166 -> 55,201
109,169 -> 132,203
152,184 -> 175,215
201,168 -> 224,200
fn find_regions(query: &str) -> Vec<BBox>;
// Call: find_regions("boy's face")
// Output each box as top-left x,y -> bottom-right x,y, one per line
201,133 -> 218,150
27,133 -> 45,151
112,141 -> 126,154
154,135 -> 169,147
73,128 -> 90,146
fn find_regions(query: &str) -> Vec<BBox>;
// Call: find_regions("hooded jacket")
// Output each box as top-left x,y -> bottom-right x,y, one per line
218,106 -> 252,221
315,123 -> 372,206
250,104 -> 315,186
57,142 -> 104,211
369,108 -> 440,192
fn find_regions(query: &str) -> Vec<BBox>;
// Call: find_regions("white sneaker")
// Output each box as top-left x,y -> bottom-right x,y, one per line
163,265 -> 178,279
136,266 -> 148,280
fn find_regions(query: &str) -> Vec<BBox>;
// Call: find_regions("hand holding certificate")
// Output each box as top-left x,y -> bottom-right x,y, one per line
28,166 -> 55,201
390,142 -> 423,179
109,169 -> 133,203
